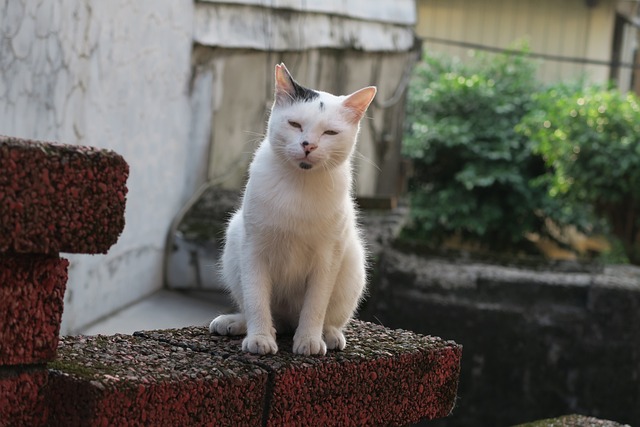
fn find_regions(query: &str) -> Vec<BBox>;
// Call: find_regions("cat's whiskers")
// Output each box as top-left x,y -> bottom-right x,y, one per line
320,160 -> 337,190
243,130 -> 267,144
236,132 -> 266,157
270,138 -> 297,171
330,146 -> 380,173
353,149 -> 381,172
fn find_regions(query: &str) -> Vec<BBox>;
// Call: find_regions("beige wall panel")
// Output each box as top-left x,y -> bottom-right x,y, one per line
207,52 -> 271,189
584,2 -> 616,82
327,54 -> 378,196
416,0 -> 617,86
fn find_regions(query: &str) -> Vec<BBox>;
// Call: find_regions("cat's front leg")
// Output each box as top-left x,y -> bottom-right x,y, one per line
241,256 -> 278,355
323,325 -> 346,351
293,260 -> 338,356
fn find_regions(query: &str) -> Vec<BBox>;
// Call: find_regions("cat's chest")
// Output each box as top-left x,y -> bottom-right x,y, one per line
251,207 -> 340,251
246,189 -> 346,259
253,225 -> 326,286
249,179 -> 343,228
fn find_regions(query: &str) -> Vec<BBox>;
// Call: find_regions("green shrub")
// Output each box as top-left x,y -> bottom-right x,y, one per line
402,51 -> 550,250
519,84 -> 640,263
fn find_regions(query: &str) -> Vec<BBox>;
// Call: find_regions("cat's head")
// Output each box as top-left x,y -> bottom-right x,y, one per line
267,63 -> 376,172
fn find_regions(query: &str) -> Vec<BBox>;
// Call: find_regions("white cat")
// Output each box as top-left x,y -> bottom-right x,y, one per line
209,63 -> 376,355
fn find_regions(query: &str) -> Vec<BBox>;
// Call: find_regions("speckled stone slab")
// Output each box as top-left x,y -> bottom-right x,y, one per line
0,135 -> 129,255
515,414 -> 632,427
49,320 -> 461,426
0,254 -> 68,365
47,333 -> 268,426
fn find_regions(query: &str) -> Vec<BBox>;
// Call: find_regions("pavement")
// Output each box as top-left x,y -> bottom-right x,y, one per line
79,290 -> 233,335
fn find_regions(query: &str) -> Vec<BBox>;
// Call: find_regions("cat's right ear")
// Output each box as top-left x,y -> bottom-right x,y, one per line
274,63 -> 296,105
342,86 -> 377,123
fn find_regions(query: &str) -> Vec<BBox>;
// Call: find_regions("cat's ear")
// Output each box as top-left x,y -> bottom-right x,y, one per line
342,86 -> 377,123
274,63 -> 296,105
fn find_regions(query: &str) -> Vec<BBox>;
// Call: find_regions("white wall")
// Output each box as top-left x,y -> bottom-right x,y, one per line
0,0 -> 202,333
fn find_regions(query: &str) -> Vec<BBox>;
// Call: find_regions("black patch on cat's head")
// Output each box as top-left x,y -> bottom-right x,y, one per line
276,63 -> 320,105
290,80 -> 319,103
319,101 -> 325,111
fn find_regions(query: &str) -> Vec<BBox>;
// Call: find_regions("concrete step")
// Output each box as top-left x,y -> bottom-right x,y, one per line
79,290 -> 232,336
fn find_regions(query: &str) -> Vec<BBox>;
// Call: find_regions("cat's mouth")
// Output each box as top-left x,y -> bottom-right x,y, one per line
299,162 -> 313,170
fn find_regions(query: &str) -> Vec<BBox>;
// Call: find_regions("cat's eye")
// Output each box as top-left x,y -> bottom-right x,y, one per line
324,130 -> 339,136
288,121 -> 302,130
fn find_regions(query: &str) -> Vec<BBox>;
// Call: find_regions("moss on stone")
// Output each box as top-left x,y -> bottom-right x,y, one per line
47,359 -> 110,380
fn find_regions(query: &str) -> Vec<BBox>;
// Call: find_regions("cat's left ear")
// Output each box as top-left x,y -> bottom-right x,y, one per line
342,86 -> 377,123
274,63 -> 296,105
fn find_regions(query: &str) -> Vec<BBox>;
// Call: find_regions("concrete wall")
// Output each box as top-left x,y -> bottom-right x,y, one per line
0,0 -> 201,333
361,248 -> 640,426
415,0 -> 620,86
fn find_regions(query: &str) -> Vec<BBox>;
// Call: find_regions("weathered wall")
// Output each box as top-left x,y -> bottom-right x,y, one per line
0,0 -> 200,333
192,0 -> 417,196
361,248 -> 640,427
192,49 -> 415,196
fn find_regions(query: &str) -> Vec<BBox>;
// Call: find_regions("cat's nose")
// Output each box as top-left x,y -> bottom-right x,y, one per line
301,141 -> 317,155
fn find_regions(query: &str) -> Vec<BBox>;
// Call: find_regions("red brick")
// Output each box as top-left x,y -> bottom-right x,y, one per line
0,367 -> 48,427
0,135 -> 129,255
47,334 -> 268,427
0,255 -> 68,365
46,322 -> 460,426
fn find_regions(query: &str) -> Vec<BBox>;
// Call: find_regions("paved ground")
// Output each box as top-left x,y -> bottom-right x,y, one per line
80,290 -> 232,335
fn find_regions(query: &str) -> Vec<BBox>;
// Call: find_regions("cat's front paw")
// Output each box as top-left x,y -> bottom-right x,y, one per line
243,333 -> 278,355
293,334 -> 327,356
324,326 -> 346,351
209,314 -> 247,336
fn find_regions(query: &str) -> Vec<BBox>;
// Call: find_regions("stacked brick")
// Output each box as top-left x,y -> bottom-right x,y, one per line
0,135 -> 129,426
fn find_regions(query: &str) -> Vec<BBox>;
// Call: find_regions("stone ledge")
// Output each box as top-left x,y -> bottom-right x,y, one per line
48,321 -> 461,426
48,335 -> 267,426
363,248 -> 640,425
0,135 -> 129,255
515,414 -> 632,427
0,254 -> 68,365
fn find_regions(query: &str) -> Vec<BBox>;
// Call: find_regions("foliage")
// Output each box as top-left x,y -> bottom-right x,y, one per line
402,50 -> 551,250
519,84 -> 640,263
